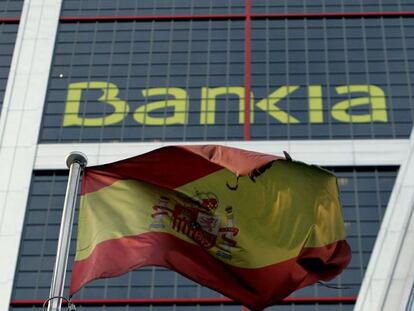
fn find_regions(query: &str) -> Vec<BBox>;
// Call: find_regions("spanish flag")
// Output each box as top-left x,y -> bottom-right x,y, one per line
70,145 -> 351,310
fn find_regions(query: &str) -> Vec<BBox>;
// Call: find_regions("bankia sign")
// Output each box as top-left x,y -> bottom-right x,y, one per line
40,81 -> 406,142
40,18 -> 414,142
62,82 -> 387,126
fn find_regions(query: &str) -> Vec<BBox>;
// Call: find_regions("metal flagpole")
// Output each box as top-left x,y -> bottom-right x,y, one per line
47,151 -> 87,311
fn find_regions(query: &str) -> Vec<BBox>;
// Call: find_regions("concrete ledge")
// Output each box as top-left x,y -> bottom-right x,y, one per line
35,139 -> 408,169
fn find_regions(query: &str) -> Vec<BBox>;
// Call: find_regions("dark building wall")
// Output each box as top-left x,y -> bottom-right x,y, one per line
40,13 -> 414,142
0,0 -> 23,115
0,24 -> 18,114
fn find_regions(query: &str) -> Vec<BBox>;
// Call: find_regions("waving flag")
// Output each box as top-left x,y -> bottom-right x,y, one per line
70,145 -> 351,310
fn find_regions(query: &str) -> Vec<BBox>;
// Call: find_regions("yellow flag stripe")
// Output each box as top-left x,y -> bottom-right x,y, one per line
76,161 -> 345,268
176,160 -> 345,267
75,178 -> 195,261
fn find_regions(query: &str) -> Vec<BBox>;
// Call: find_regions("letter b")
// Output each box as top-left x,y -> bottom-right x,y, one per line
63,81 -> 129,126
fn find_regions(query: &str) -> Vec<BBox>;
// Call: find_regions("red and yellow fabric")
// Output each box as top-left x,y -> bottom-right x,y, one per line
70,145 -> 351,311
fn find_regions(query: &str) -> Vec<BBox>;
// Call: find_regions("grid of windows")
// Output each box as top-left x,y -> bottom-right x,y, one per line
0,0 -> 23,19
59,0 -> 414,17
251,0 -> 414,14
61,0 -> 246,17
11,167 -> 397,310
40,17 -> 414,142
0,24 -> 18,114
41,21 -> 246,142
250,18 -> 414,139
0,0 -> 21,114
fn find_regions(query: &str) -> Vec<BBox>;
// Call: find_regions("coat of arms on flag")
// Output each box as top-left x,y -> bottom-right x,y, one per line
150,192 -> 239,259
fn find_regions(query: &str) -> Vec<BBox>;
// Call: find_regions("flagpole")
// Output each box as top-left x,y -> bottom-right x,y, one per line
47,151 -> 87,311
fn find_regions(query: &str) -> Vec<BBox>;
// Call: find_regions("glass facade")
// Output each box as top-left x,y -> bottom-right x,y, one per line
40,16 -> 414,142
42,20 -> 246,142
59,0 -> 414,16
251,17 -> 414,139
0,0 -> 23,19
11,168 -> 397,310
0,23 -> 17,114
61,0 -> 246,17
251,0 -> 414,14
0,0 -> 21,114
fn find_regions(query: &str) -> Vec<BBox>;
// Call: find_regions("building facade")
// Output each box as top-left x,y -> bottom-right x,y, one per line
1,0 -> 414,310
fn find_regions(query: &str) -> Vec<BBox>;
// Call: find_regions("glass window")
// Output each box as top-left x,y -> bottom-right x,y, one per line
60,0 -> 246,17
250,18 -> 414,140
0,0 -> 23,18
40,20 -> 246,143
251,0 -> 414,14
0,24 -> 18,115
41,16 -> 414,142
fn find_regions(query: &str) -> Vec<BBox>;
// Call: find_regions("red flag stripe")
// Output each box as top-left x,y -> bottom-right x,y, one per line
81,145 -> 281,195
71,232 -> 351,310
81,147 -> 222,194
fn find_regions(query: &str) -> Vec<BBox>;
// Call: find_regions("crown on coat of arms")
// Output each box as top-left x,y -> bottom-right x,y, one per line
192,191 -> 219,213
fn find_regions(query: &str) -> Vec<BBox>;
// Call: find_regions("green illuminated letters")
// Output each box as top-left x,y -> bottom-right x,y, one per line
133,88 -> 188,125
63,81 -> 129,126
62,82 -> 389,127
200,87 -> 254,124
256,86 -> 300,123
331,85 -> 387,122
308,85 -> 324,123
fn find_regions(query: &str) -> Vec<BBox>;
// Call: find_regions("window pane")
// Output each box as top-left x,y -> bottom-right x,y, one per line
61,0 -> 245,17
0,24 -> 18,115
250,18 -> 414,139
251,0 -> 414,14
0,0 -> 24,18
40,20 -> 246,142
